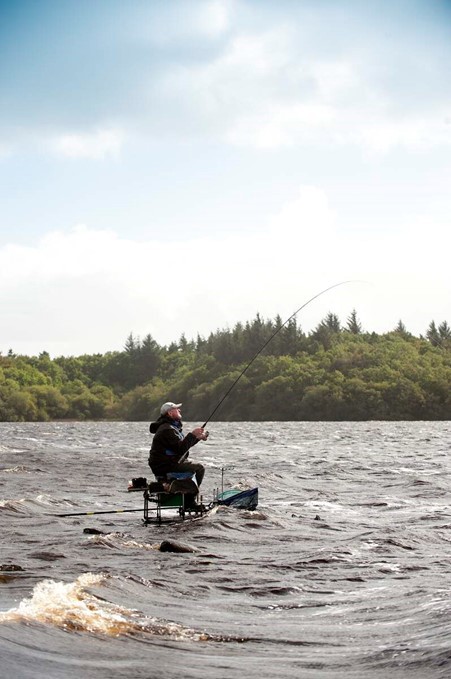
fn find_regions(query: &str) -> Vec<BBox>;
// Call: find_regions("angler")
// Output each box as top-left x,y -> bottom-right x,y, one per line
148,402 -> 209,508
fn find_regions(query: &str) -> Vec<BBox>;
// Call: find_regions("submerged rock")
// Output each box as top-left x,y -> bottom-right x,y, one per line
0,564 -> 24,571
159,540 -> 197,553
83,527 -> 104,535
29,551 -> 66,561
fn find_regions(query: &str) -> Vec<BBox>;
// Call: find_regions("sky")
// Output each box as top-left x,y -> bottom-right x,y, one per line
1,0 -> 450,357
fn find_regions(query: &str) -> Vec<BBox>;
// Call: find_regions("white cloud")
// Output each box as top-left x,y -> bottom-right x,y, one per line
268,185 -> 336,242
308,61 -> 360,102
344,115 -> 451,154
0,189 -> 333,354
51,128 -> 125,160
1,184 -> 448,356
226,102 -> 335,149
197,0 -> 233,37
4,17 -> 450,158
137,0 -> 232,46
160,25 -> 451,153
161,27 -> 295,130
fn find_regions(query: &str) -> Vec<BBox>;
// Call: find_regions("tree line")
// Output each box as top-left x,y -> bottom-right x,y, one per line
1,311 -> 450,421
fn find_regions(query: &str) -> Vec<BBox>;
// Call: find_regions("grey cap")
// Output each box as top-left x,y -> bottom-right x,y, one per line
160,402 -> 182,416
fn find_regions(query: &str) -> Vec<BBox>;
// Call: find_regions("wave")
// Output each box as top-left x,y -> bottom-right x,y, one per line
0,495 -> 77,514
0,465 -> 30,473
0,499 -> 28,514
0,573 -> 241,642
84,532 -> 160,551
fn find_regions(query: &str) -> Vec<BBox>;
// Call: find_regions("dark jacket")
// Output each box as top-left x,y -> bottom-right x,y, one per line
148,415 -> 199,475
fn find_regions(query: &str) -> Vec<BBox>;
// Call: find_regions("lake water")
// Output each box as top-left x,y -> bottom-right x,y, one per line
1,420 -> 451,679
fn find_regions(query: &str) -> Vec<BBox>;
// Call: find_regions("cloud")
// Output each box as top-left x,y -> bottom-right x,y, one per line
2,4 -> 451,158
50,128 -> 126,160
0,187 -> 337,354
343,115 -> 451,154
161,27 -> 295,126
156,22 -> 451,153
268,185 -> 336,242
2,184 -> 448,356
226,102 -> 336,149
195,0 -> 233,37
135,0 -> 233,45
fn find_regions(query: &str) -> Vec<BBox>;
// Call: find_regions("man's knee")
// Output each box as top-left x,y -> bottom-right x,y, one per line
195,465 -> 205,484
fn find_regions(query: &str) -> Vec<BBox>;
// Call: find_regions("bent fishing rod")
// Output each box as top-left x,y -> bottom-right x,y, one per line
54,508 -> 143,517
201,280 -> 359,427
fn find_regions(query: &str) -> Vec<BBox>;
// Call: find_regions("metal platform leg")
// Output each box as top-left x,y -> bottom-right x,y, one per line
143,489 -> 190,525
143,489 -> 149,525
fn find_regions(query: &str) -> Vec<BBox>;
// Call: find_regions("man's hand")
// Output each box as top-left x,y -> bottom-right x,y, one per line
192,426 -> 209,441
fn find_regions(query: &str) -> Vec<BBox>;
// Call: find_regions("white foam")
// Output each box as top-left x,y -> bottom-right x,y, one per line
0,573 -> 211,640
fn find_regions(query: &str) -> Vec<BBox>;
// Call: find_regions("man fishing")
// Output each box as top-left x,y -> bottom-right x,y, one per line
148,402 -> 208,492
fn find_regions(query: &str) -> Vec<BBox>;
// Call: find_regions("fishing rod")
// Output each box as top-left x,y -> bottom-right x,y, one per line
55,508 -> 143,517
202,280 -> 358,427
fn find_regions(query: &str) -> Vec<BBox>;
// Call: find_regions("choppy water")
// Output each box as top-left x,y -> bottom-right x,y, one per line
1,421 -> 451,679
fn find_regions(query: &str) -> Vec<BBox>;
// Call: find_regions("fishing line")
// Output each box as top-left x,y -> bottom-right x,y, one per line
202,280 -> 360,427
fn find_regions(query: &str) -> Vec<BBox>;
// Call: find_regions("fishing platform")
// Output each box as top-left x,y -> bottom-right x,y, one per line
128,472 -> 258,525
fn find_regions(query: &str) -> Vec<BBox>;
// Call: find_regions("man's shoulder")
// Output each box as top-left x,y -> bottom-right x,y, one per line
155,422 -> 181,437
150,416 -> 172,434
153,421 -> 171,432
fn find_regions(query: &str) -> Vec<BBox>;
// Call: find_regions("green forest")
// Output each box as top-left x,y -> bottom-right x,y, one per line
1,311 -> 450,422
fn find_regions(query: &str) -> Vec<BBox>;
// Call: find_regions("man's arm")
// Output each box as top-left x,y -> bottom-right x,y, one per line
158,426 -> 199,460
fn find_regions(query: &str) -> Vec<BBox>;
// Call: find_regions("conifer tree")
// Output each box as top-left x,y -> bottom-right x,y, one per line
346,309 -> 362,334
426,321 -> 440,346
438,321 -> 451,341
394,320 -> 410,337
